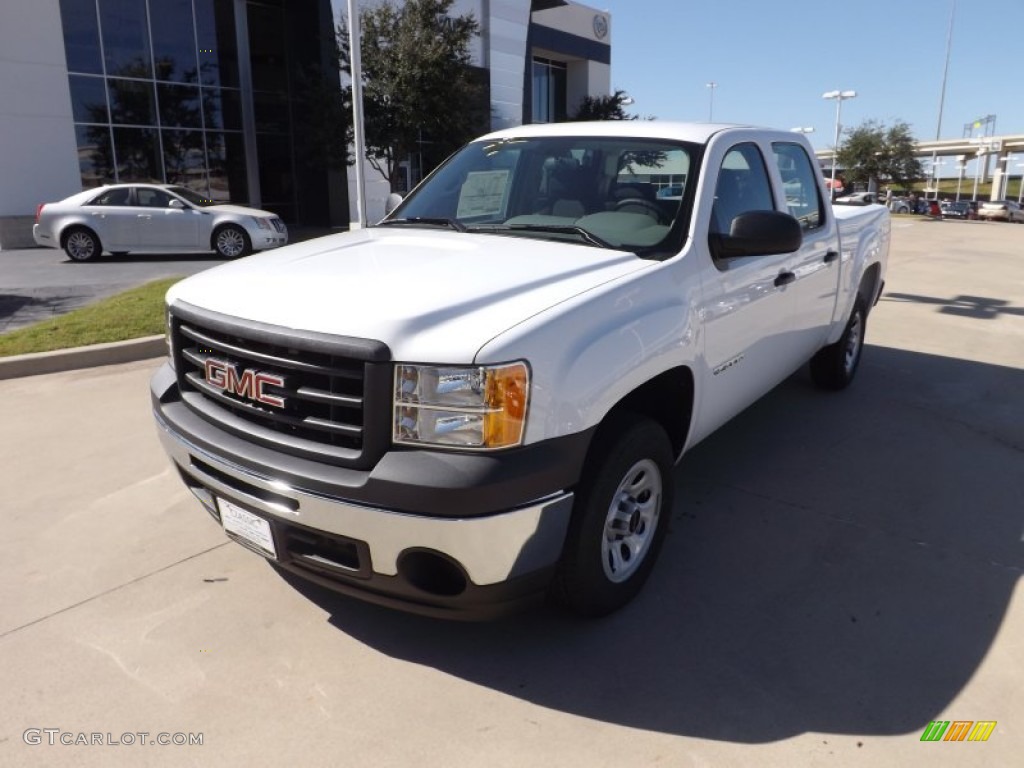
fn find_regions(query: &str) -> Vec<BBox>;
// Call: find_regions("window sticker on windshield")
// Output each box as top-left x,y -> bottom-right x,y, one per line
456,170 -> 510,218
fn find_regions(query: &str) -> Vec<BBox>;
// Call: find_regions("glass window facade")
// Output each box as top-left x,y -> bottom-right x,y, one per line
58,0 -> 249,203
532,57 -> 567,124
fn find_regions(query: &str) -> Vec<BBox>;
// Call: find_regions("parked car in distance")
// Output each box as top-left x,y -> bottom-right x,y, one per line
940,201 -> 976,220
33,184 -> 288,261
834,191 -> 877,205
977,200 -> 1024,223
656,184 -> 685,199
889,196 -> 911,214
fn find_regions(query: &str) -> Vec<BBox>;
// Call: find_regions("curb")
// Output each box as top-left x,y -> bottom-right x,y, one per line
0,335 -> 166,381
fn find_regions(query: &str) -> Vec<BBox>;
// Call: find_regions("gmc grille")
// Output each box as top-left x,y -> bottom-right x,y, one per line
170,302 -> 391,469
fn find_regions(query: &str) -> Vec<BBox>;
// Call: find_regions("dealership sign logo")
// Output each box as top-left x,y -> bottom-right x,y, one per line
204,358 -> 285,409
920,720 -> 997,742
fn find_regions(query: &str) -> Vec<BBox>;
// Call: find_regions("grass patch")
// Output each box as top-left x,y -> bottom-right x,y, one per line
0,277 -> 180,357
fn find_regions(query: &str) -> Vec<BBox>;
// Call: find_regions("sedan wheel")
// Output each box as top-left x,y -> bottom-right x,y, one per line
64,228 -> 100,262
214,225 -> 251,258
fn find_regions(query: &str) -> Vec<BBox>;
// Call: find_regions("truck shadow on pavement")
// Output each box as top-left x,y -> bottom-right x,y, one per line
278,345 -> 1023,743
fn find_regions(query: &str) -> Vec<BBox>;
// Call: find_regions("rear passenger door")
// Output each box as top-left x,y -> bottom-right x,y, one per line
83,187 -> 137,249
771,142 -> 841,352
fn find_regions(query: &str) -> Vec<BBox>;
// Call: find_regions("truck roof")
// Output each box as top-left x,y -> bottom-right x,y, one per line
477,121 -> 772,144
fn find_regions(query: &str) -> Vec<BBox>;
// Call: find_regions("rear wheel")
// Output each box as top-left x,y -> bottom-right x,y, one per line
810,298 -> 866,390
551,413 -> 674,617
213,225 -> 251,258
63,227 -> 100,262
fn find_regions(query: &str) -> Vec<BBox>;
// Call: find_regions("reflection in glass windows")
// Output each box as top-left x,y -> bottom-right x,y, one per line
157,84 -> 202,128
99,0 -> 152,78
60,0 -> 302,219
113,127 -> 161,181
207,132 -> 247,203
162,130 -> 207,189
59,0 -> 103,75
75,125 -> 114,187
195,0 -> 239,88
68,75 -> 108,124
149,0 -> 198,84
108,79 -> 157,126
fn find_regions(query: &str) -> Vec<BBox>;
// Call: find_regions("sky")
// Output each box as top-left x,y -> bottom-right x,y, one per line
596,0 -> 1024,157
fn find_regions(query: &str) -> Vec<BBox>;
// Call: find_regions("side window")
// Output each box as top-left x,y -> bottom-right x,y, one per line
136,188 -> 174,208
773,142 -> 825,230
89,188 -> 132,206
710,143 -> 775,238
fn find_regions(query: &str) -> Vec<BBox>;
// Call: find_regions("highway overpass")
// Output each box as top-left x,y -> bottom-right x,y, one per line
817,134 -> 1024,198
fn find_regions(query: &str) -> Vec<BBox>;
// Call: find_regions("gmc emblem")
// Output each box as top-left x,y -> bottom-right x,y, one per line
204,358 -> 286,409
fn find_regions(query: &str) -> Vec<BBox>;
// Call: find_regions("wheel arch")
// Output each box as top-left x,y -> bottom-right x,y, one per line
858,261 -> 883,317
59,222 -> 101,249
593,365 -> 694,463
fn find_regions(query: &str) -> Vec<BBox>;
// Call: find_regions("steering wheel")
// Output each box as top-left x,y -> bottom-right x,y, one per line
614,197 -> 668,224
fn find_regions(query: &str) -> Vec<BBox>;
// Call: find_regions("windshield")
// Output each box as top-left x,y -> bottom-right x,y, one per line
168,186 -> 218,207
386,135 -> 694,253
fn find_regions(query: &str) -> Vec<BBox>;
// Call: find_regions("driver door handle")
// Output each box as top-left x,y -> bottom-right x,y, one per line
824,249 -> 839,263
774,271 -> 796,287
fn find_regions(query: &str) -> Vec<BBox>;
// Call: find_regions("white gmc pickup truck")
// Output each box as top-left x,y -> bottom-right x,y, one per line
151,122 -> 889,619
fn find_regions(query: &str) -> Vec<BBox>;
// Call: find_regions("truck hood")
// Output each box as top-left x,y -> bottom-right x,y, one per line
167,227 -> 652,361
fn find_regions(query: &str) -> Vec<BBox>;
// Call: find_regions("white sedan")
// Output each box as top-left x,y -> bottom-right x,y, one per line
33,184 -> 288,261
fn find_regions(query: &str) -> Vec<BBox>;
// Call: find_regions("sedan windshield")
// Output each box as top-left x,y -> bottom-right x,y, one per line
385,136 -> 694,254
168,186 -> 218,207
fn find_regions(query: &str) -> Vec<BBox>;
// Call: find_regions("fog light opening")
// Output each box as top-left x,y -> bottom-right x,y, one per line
399,550 -> 468,597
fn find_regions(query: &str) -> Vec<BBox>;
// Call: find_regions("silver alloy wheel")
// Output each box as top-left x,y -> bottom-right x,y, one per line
602,458 -> 663,583
215,227 -> 246,258
66,231 -> 96,260
843,310 -> 863,375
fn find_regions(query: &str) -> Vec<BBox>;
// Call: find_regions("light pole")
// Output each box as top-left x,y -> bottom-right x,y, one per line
706,82 -> 717,122
823,90 -> 857,195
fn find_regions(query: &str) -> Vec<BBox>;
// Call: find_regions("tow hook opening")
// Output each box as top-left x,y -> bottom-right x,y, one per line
398,550 -> 469,597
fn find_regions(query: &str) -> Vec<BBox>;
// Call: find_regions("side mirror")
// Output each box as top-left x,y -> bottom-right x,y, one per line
384,192 -> 403,216
710,210 -> 802,259
168,198 -> 185,209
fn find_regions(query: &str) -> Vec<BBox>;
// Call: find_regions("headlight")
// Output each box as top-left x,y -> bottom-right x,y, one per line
252,216 -> 271,230
393,362 -> 529,449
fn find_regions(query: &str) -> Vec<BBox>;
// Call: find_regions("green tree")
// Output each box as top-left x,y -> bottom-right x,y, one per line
570,89 -> 638,121
836,120 -> 922,190
339,0 -> 488,191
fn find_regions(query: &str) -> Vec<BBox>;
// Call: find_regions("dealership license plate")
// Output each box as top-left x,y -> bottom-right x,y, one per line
218,498 -> 277,559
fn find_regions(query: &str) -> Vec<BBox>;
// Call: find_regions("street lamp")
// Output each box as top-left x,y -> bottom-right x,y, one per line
706,81 -> 718,122
822,89 -> 857,195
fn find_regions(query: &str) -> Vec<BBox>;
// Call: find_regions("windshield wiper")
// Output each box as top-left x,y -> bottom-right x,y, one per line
467,224 -> 614,249
377,217 -> 467,232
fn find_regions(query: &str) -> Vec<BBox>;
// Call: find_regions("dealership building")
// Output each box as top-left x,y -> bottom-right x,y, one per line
0,0 -> 612,248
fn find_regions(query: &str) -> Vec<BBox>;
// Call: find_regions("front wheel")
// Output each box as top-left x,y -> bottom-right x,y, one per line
551,414 -> 675,617
810,298 -> 866,390
213,225 -> 251,258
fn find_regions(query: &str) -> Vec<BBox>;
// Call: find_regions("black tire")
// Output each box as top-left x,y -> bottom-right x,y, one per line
551,413 -> 675,617
810,298 -> 867,390
63,227 -> 100,262
213,224 -> 251,258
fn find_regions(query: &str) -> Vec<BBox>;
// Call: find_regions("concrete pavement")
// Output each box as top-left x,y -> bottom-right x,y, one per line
0,218 -> 1021,767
